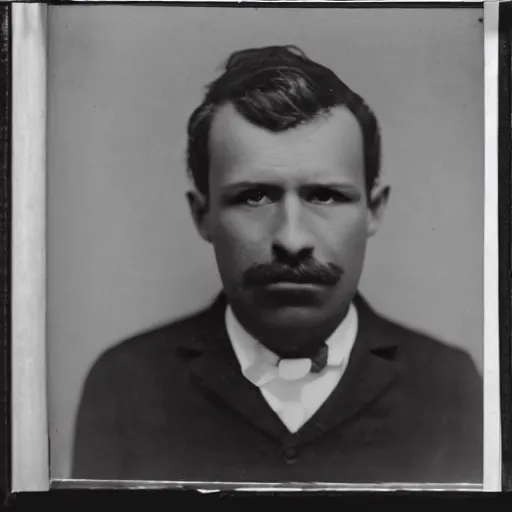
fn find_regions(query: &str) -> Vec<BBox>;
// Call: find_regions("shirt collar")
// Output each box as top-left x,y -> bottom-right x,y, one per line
225,302 -> 359,377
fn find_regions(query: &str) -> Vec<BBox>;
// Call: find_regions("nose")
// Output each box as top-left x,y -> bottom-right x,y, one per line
272,195 -> 314,263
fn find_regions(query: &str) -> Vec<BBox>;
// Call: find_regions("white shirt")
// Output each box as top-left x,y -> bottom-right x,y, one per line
225,303 -> 359,434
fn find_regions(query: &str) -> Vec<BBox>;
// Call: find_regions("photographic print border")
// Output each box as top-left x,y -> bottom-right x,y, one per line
2,0 -> 510,500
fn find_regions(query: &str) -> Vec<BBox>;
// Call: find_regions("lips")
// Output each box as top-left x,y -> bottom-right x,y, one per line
258,280 -> 328,306
264,281 -> 325,289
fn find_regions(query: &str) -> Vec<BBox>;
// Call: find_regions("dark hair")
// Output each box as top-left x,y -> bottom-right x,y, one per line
186,45 -> 381,196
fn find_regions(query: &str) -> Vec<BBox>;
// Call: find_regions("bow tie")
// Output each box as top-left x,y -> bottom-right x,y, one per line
244,343 -> 333,386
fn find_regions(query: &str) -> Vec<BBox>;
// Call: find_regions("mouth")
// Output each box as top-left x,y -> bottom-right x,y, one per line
256,281 -> 328,306
264,281 -> 326,291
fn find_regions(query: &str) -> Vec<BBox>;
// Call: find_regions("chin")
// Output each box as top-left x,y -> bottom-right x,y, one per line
259,306 -> 332,334
257,312 -> 332,356
230,287 -> 351,344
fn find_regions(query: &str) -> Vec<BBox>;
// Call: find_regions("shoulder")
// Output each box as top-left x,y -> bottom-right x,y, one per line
82,302 -> 215,388
372,310 -> 482,399
400,322 -> 478,372
355,292 -> 482,393
384,315 -> 477,366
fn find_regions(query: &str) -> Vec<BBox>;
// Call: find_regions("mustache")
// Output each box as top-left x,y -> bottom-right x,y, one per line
242,260 -> 343,287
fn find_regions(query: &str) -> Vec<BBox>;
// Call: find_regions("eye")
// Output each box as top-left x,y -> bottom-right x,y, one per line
307,187 -> 348,205
237,188 -> 272,207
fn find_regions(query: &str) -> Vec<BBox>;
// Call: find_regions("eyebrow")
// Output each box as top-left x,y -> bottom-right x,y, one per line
220,179 -> 360,192
219,180 -> 363,201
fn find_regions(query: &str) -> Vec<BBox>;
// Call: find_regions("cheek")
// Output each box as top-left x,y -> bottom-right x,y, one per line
211,210 -> 271,267
315,208 -> 369,260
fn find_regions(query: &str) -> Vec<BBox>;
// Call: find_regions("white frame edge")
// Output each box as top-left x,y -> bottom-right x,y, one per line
8,0 -> 502,493
483,0 -> 502,493
50,479 -> 483,491
11,2 -> 50,492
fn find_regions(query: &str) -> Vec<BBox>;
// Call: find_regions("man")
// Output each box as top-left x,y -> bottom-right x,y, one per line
72,45 -> 483,484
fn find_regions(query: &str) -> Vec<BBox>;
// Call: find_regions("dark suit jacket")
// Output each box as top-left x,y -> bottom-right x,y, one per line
72,293 -> 483,484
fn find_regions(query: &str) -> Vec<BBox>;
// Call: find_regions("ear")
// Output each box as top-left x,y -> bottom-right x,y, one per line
186,190 -> 212,243
366,182 -> 390,237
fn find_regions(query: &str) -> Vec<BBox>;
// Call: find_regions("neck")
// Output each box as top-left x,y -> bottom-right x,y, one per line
269,338 -> 329,360
229,303 -> 351,360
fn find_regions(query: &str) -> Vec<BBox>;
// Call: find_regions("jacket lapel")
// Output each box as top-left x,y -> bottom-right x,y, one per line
184,293 -> 399,446
186,294 -> 290,442
291,294 -> 399,446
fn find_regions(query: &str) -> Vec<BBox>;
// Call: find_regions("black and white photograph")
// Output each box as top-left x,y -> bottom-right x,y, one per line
7,0 -> 507,494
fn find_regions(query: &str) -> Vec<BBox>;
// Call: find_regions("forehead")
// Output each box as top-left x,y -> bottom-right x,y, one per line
208,103 -> 365,187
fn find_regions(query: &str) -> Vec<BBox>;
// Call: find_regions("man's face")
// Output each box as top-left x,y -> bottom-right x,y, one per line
189,103 -> 387,355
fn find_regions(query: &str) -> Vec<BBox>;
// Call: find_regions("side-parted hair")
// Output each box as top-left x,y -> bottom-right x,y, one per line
186,45 -> 381,196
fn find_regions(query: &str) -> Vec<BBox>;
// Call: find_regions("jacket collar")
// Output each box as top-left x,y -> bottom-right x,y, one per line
184,292 -> 399,446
